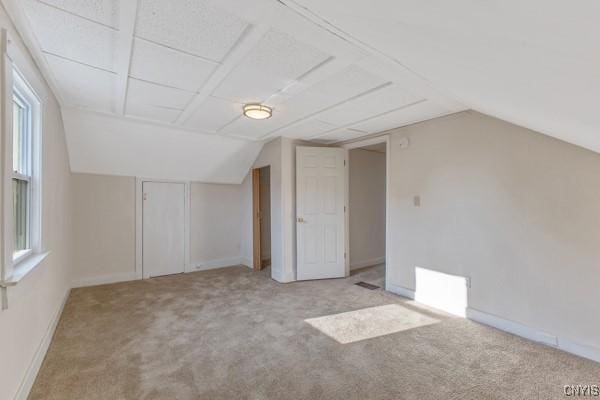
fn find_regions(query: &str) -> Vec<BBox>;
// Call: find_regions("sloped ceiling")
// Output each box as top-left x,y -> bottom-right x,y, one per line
285,0 -> 600,153
61,108 -> 263,183
2,0 -> 597,182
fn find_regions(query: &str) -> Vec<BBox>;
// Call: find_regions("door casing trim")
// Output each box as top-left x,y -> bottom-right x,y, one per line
340,135 -> 390,289
135,178 -> 191,280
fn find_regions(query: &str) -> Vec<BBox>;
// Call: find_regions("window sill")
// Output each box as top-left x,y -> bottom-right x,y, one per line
13,248 -> 33,265
0,251 -> 49,287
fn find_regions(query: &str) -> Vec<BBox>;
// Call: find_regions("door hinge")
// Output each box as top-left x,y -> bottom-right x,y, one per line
344,160 -> 346,166
344,252 -> 347,259
344,206 -> 346,212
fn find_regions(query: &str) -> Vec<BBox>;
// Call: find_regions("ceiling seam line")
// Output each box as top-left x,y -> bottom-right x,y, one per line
42,51 -> 117,74
259,81 -> 393,139
63,106 -> 253,140
197,24 -> 262,102
332,110 -> 464,145
175,24 -> 271,126
279,0 -> 467,107
1,1 -> 67,106
35,0 -> 119,31
263,55 -> 336,105
133,36 -> 222,65
129,76 -> 197,93
116,0 -> 140,115
308,98 -> 428,140
175,65 -> 222,124
175,24 -> 259,125
215,115 -> 243,135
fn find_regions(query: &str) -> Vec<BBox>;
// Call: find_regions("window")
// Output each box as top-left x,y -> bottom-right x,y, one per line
12,90 -> 32,259
8,69 -> 41,268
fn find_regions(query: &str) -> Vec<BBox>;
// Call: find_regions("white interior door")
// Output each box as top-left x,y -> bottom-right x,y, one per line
143,182 -> 186,278
296,147 -> 346,280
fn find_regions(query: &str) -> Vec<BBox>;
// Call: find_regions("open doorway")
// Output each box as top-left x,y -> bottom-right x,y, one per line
252,166 -> 271,272
347,141 -> 387,289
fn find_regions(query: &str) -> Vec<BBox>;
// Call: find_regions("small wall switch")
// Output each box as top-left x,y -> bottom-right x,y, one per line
399,137 -> 410,149
413,195 -> 421,207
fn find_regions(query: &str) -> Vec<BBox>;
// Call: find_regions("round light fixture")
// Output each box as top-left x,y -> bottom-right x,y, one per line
243,104 -> 272,120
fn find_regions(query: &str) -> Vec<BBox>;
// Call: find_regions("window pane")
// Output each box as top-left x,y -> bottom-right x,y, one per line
13,178 -> 29,252
12,99 -> 25,174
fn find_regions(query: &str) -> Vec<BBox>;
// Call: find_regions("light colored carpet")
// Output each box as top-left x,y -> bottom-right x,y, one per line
350,264 -> 386,289
305,304 -> 439,344
30,265 -> 599,400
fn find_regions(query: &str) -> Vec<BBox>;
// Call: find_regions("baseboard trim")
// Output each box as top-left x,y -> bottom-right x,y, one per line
239,258 -> 252,268
467,307 -> 600,363
350,256 -> 386,271
194,257 -> 244,271
73,258 -> 248,288
15,288 -> 70,400
72,271 -> 138,288
559,338 -> 600,364
386,283 -> 415,299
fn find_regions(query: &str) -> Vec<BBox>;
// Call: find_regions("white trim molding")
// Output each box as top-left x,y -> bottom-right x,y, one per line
71,271 -> 139,289
14,288 -> 69,400
193,257 -> 246,272
350,256 -> 386,271
73,257 -> 248,288
0,34 -> 46,309
467,307 -> 600,363
386,283 -> 415,299
341,134 -> 391,290
240,258 -> 253,268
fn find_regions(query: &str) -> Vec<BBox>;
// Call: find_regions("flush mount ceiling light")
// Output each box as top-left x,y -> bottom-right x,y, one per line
243,104 -> 272,120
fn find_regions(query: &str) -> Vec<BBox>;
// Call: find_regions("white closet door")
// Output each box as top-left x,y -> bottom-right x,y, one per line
143,182 -> 185,278
296,147 -> 346,280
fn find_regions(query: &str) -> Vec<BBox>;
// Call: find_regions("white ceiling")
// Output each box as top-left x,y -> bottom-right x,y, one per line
283,0 -> 600,153
3,0 -> 462,136
61,107 -> 263,183
2,0 -> 597,182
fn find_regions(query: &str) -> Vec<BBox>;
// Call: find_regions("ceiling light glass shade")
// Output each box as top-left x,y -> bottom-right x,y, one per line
243,104 -> 272,120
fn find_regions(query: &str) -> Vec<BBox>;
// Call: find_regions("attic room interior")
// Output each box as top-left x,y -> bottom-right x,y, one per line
0,0 -> 598,399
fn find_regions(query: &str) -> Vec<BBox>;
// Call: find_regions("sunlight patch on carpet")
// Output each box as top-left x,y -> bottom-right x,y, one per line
305,304 -> 439,344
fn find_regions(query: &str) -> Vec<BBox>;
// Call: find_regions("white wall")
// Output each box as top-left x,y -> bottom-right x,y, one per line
240,137 -> 314,282
349,148 -> 386,269
190,182 -> 244,270
71,174 -> 136,287
0,6 -> 74,399
241,138 -> 284,280
387,111 -> 600,360
72,176 -> 248,285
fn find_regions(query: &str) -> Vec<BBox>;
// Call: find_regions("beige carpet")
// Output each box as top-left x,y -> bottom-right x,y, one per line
30,265 -> 599,400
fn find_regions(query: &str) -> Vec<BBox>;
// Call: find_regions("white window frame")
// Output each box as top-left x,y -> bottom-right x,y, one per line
3,66 -> 43,280
12,88 -> 33,263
